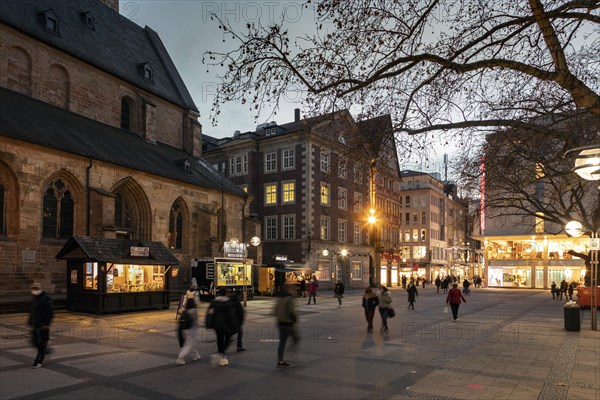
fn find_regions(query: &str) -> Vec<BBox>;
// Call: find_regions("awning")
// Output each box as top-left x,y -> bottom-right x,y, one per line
261,262 -> 311,273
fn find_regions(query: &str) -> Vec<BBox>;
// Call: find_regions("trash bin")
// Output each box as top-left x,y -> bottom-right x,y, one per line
564,303 -> 581,331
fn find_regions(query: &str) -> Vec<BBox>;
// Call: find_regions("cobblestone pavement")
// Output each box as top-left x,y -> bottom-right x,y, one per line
1,287 -> 598,400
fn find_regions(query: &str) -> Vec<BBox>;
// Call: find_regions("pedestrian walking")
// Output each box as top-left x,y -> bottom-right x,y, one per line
207,287 -> 239,367
446,282 -> 467,321
176,298 -> 201,365
307,278 -> 317,304
551,281 -> 557,299
28,283 -> 54,368
559,279 -> 567,300
435,276 -> 441,293
274,283 -> 300,368
377,286 -> 393,332
334,280 -> 345,307
407,283 -> 418,310
567,282 -> 575,300
362,287 -> 379,332
231,292 -> 246,352
298,275 -> 306,298
462,278 -> 471,295
401,275 -> 407,289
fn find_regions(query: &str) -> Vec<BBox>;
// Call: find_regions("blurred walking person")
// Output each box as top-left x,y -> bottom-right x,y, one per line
446,283 -> 467,321
334,280 -> 345,307
307,278 -> 317,304
274,283 -> 300,368
176,298 -> 201,365
207,287 -> 239,367
377,286 -> 393,332
28,283 -> 54,369
362,287 -> 379,332
407,283 -> 418,310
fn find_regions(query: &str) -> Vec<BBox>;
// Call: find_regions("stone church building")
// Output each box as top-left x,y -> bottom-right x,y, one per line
0,0 -> 258,296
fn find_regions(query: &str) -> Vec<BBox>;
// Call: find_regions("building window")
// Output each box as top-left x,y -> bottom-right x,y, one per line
265,152 -> 277,173
320,217 -> 330,240
320,183 -> 330,206
142,63 -> 154,81
354,222 -> 362,244
405,212 -> 410,224
265,183 -> 277,205
282,214 -> 295,239
352,261 -> 363,281
412,229 -> 419,242
321,151 -> 330,172
84,262 -> 98,290
168,203 -> 183,250
413,213 -> 418,224
229,153 -> 248,176
265,216 -> 277,240
354,164 -> 363,184
42,179 -> 74,239
338,188 -> 347,209
354,192 -> 362,213
44,10 -> 59,33
282,148 -> 295,170
421,229 -> 426,241
405,195 -> 411,208
404,230 -> 411,242
120,97 -> 131,130
421,211 -> 426,224
266,127 -> 277,136
338,158 -> 347,178
0,184 -> 5,235
338,220 -> 347,242
282,181 -> 295,204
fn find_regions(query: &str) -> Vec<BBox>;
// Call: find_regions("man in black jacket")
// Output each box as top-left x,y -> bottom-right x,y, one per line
28,283 -> 54,368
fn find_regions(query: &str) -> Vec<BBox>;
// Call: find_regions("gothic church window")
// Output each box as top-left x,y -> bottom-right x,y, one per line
169,202 -> 183,250
42,179 -> 74,239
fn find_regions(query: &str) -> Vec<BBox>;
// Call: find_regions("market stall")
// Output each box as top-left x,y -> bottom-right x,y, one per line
56,236 -> 178,313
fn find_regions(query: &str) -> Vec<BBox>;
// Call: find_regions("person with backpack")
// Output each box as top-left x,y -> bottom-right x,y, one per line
176,297 -> 201,365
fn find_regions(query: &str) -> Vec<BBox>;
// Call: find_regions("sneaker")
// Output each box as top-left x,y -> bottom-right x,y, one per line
383,327 -> 389,332
176,358 -> 185,366
277,361 -> 290,368
236,347 -> 246,352
192,354 -> 201,361
31,362 -> 42,369
218,356 -> 229,367
210,354 -> 220,367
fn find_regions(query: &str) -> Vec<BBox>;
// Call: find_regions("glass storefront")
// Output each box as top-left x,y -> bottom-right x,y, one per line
488,266 -> 531,287
106,263 -> 165,292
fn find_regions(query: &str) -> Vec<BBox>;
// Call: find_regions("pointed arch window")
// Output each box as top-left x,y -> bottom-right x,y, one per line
114,192 -> 132,231
169,203 -> 183,250
42,179 -> 73,239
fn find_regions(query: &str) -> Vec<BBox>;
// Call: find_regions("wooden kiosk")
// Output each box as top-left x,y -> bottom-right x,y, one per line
56,236 -> 179,313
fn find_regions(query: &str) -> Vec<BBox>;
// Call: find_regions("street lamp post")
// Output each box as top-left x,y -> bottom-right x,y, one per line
565,144 -> 600,331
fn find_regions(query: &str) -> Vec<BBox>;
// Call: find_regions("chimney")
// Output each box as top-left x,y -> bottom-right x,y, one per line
99,0 -> 119,12
294,108 -> 300,122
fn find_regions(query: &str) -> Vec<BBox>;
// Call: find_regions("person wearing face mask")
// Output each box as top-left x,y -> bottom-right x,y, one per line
27,283 -> 54,368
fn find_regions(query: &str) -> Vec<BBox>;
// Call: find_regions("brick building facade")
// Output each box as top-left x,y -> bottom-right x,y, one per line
0,0 -> 258,296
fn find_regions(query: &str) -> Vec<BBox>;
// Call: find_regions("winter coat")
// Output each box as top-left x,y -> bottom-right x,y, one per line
446,288 -> 466,305
210,296 -> 239,336
362,294 -> 379,311
378,291 -> 392,309
274,292 -> 297,325
28,291 -> 54,328
407,285 -> 419,302
334,283 -> 345,295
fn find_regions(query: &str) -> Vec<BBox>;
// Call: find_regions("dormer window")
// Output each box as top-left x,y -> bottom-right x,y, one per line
140,62 -> 154,82
266,127 -> 277,136
82,11 -> 95,29
42,9 -> 60,34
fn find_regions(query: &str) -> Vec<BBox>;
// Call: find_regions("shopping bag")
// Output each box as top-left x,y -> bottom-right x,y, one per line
444,306 -> 448,314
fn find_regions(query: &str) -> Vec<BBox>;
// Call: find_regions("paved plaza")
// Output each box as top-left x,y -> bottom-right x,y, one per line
1,286 -> 599,400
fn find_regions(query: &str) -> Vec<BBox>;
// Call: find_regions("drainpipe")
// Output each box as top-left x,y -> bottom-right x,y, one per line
86,158 -> 93,236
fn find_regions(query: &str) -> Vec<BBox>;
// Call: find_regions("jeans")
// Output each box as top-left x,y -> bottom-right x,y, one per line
277,323 -> 299,362
215,329 -> 232,355
379,307 -> 389,329
450,303 -> 460,320
32,327 -> 49,364
307,293 -> 316,304
364,309 -> 375,330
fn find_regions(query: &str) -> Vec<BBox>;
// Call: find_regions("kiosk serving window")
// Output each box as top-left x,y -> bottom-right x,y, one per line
106,264 -> 165,292
216,261 -> 251,286
84,262 -> 98,290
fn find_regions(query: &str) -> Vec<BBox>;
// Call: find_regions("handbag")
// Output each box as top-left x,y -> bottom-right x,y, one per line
388,308 -> 396,318
444,306 -> 449,314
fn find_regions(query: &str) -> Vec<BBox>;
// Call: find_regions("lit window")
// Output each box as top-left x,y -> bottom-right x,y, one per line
265,152 -> 277,173
84,262 -> 98,290
282,181 -> 295,203
320,183 -> 330,205
240,184 -> 248,193
265,183 -> 277,205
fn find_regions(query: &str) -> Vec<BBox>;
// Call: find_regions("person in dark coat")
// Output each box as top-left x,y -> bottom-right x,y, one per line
28,283 -> 54,368
446,283 -> 467,321
551,281 -> 557,299
207,287 -> 239,367
362,287 -> 379,332
231,292 -> 246,351
559,280 -> 567,300
334,280 -> 345,307
435,276 -> 442,293
407,283 -> 419,310
274,283 -> 299,368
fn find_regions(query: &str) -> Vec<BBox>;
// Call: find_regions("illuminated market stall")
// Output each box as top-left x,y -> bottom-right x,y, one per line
56,236 -> 178,313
